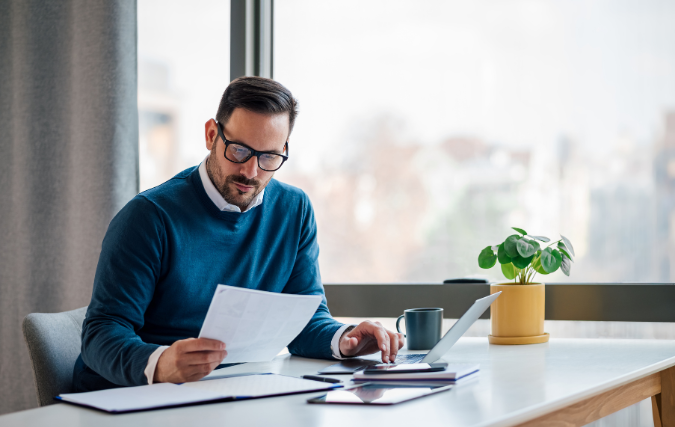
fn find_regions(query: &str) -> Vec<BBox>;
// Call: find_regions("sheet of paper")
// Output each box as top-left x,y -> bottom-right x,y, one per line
182,374 -> 337,397
58,383 -> 218,413
199,285 -> 322,364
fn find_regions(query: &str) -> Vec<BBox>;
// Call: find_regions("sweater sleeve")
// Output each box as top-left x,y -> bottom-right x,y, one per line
80,196 -> 165,386
285,195 -> 344,359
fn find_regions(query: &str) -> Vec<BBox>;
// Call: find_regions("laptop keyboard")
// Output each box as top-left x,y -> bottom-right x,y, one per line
394,353 -> 426,364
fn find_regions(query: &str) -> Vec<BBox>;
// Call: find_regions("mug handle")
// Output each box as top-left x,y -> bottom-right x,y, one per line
396,315 -> 406,337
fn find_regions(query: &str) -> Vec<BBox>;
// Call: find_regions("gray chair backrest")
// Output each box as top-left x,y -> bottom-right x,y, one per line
22,306 -> 87,406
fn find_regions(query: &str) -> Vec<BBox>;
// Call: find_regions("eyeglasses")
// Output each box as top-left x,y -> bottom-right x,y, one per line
216,121 -> 289,172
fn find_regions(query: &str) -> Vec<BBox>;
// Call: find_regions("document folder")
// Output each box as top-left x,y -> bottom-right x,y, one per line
56,373 -> 341,413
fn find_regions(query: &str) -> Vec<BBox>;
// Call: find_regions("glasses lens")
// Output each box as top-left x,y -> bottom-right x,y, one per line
259,153 -> 284,171
225,143 -> 252,163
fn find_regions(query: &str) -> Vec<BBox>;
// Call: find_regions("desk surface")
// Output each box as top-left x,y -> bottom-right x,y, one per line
3,337 -> 675,427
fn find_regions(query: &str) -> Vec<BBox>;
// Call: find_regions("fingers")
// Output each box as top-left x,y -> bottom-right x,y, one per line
157,338 -> 227,383
388,331 -> 400,363
386,332 -> 405,362
176,351 -> 225,382
179,338 -> 226,353
373,323 -> 391,363
339,321 -> 403,362
178,338 -> 227,370
355,321 -> 390,363
182,350 -> 227,366
184,360 -> 222,383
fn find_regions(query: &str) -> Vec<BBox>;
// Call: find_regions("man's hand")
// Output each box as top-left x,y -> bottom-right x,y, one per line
154,338 -> 227,383
338,321 -> 404,363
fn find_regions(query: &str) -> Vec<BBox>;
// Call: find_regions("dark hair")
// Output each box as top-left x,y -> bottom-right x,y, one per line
216,76 -> 299,136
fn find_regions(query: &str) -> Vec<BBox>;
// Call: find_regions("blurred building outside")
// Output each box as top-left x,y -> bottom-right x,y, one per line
138,0 -> 675,285
279,112 -> 674,284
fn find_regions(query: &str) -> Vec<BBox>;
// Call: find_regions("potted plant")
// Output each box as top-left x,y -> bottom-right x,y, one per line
477,227 -> 575,344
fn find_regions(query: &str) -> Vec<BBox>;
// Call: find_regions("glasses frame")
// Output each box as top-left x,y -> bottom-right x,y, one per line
215,121 -> 289,172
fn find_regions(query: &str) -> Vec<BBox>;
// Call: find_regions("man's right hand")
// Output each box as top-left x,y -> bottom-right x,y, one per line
154,338 -> 227,383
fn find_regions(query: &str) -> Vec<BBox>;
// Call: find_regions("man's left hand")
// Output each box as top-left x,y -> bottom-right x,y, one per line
338,321 -> 404,363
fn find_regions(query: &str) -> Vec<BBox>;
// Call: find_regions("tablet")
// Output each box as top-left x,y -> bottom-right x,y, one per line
307,383 -> 453,405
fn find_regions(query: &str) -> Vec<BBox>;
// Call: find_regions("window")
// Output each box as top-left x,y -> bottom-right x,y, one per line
138,0 -> 230,191
274,0 -> 675,283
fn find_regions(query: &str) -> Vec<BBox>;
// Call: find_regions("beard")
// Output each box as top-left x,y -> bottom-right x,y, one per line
206,155 -> 267,211
221,174 -> 262,208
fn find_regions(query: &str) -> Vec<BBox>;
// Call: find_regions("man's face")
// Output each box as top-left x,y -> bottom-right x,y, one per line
204,108 -> 289,211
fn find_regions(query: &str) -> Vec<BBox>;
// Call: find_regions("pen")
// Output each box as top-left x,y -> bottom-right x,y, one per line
302,375 -> 342,384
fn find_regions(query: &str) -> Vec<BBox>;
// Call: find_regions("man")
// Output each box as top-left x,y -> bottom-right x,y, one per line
73,77 -> 403,391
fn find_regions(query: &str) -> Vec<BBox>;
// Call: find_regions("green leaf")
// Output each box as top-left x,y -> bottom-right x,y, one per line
501,262 -> 517,280
516,239 -> 539,258
558,244 -> 574,262
561,256 -> 572,276
540,248 -> 562,273
512,254 -> 535,269
478,246 -> 497,269
497,243 -> 512,264
512,227 -> 528,235
530,235 -> 551,243
532,255 -> 550,275
504,234 -> 521,258
560,235 -> 575,257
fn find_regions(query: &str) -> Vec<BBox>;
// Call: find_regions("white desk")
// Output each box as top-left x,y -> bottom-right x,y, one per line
3,337 -> 675,427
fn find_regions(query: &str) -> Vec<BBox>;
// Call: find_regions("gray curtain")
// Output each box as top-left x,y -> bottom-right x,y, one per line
0,0 -> 138,414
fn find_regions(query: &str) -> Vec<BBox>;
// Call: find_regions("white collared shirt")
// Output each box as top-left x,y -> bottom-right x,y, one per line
144,155 -> 351,384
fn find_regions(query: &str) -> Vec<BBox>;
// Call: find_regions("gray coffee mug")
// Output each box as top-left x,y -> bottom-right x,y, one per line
396,308 -> 443,350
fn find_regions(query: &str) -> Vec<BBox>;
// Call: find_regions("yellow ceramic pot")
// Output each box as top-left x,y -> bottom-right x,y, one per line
488,282 -> 549,345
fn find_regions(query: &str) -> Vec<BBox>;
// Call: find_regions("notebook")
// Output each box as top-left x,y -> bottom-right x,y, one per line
352,363 -> 479,382
56,373 -> 341,413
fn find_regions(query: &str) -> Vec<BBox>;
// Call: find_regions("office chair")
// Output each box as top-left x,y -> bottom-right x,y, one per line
22,306 -> 87,406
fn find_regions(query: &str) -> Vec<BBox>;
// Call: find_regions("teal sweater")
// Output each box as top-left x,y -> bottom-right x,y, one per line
74,166 -> 343,389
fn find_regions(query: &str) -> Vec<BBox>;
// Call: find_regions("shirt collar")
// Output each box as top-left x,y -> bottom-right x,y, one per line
198,155 -> 265,213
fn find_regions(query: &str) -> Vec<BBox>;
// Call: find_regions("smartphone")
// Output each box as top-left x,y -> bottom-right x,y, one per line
363,362 -> 448,374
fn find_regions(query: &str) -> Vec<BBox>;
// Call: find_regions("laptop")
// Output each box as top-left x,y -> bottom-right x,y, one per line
317,292 -> 501,374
